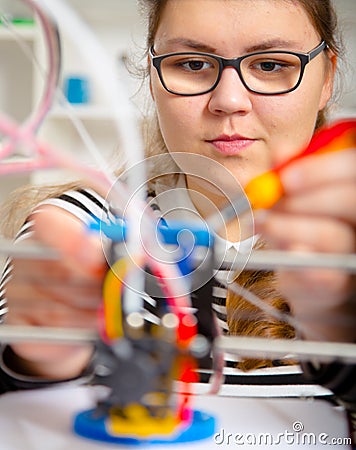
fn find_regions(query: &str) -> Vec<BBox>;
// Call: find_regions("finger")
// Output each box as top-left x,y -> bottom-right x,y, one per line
5,274 -> 100,320
275,270 -> 355,342
6,315 -> 94,376
10,304 -> 98,329
6,280 -> 102,312
6,283 -> 99,328
255,212 -> 355,253
280,148 -> 356,194
9,258 -> 74,283
276,268 -> 350,311
274,181 -> 356,223
9,258 -> 103,291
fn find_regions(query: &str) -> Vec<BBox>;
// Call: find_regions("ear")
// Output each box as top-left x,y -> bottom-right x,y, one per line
318,51 -> 337,110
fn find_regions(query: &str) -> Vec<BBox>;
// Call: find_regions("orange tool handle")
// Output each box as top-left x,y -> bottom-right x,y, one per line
244,119 -> 356,210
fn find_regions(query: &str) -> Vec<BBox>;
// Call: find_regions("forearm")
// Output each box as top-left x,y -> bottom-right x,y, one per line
0,344 -> 95,394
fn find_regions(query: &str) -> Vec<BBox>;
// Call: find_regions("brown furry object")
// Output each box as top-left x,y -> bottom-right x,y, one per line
226,269 -> 296,371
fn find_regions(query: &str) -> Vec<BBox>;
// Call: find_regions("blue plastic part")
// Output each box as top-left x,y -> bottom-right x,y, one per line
89,219 -> 126,242
89,219 -> 214,247
73,409 -> 216,445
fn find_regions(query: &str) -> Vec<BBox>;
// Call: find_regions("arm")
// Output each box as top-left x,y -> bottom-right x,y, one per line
255,147 -> 356,408
1,205 -> 106,386
255,148 -> 356,343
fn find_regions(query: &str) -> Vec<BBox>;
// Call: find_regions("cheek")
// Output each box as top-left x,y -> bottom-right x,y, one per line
262,95 -> 320,166
155,95 -> 202,151
151,72 -> 206,148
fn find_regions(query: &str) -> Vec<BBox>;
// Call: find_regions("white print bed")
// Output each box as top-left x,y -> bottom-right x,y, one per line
0,385 -> 350,450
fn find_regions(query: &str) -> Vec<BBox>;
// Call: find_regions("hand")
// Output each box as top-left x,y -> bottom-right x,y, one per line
4,205 -> 106,379
255,148 -> 356,342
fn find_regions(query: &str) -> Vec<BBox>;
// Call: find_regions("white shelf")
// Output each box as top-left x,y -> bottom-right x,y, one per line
0,25 -> 36,41
48,105 -> 115,121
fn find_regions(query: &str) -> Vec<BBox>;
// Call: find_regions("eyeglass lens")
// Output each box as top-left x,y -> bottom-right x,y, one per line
159,52 -> 303,95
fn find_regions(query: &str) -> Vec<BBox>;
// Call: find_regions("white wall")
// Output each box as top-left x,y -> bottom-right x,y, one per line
334,0 -> 356,115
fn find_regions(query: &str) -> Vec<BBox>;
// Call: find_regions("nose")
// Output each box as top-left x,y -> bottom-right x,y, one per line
208,67 -> 252,115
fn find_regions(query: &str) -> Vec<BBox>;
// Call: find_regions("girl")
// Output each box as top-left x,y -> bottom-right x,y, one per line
0,0 -> 355,430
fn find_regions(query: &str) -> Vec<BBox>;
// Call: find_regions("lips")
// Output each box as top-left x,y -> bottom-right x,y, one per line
208,134 -> 256,156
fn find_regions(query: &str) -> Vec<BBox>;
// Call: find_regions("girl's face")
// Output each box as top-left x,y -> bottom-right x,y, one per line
150,0 -> 335,191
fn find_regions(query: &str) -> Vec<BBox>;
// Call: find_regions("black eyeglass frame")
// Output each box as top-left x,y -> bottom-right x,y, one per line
149,41 -> 327,96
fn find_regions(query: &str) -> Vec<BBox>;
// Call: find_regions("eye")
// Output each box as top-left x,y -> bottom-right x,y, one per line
180,59 -> 213,72
162,54 -> 218,76
247,56 -> 298,75
252,60 -> 289,73
259,61 -> 282,72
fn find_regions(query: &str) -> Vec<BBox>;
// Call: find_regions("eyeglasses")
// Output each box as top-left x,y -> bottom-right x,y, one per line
149,41 -> 327,96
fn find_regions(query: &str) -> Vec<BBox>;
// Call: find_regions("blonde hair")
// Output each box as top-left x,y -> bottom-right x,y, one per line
0,181 -> 85,239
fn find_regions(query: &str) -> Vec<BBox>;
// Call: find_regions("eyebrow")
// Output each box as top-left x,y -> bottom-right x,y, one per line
158,38 -> 301,54
245,39 -> 301,53
161,38 -> 217,53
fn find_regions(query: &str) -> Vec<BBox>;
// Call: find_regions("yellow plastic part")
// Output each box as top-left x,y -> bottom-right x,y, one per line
108,403 -> 179,438
102,259 -> 131,340
244,170 -> 284,210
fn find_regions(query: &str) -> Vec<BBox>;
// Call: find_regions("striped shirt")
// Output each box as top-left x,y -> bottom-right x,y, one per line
0,183 -> 334,400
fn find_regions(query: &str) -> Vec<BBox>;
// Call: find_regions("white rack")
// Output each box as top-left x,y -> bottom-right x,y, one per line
0,0 -> 144,193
